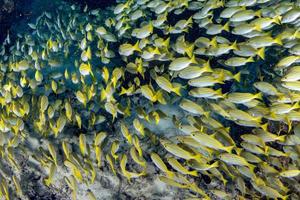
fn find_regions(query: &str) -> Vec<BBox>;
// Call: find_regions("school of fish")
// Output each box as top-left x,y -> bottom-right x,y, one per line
0,0 -> 300,199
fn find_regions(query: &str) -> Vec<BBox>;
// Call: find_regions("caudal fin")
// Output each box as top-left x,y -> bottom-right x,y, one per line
224,146 -> 235,153
256,47 -> 265,60
188,170 -> 198,177
172,85 -> 181,96
233,71 -> 241,82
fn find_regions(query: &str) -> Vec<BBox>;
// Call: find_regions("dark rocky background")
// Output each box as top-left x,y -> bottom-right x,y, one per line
0,0 -> 116,43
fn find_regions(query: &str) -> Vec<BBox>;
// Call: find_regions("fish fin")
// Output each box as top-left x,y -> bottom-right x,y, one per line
172,86 -> 181,96
264,146 -> 269,155
216,88 -> 223,96
255,92 -> 263,100
203,112 -> 210,118
133,41 -> 141,52
254,24 -> 262,32
190,54 -> 198,64
212,161 -> 219,168
153,47 -> 161,55
189,170 -> 198,177
247,56 -> 254,63
292,101 -> 300,110
260,123 -> 268,131
167,171 -> 175,178
185,44 -> 194,58
254,116 -> 262,123
203,60 -> 213,72
248,164 -> 256,173
233,71 -> 241,82
223,21 -> 230,32
210,36 -> 217,47
230,40 -> 238,50
282,195 -> 289,200
224,146 -> 234,153
255,10 -> 261,18
276,135 -> 286,142
274,36 -> 282,45
256,47 -> 265,60
273,15 -> 282,25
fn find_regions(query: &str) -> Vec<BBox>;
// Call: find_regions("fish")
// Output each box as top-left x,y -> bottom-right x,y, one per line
179,98 -> 209,117
155,76 -> 181,96
219,153 -> 256,172
160,139 -> 201,161
225,56 -> 254,67
130,146 -> 146,168
133,118 -> 145,137
48,143 -> 57,166
189,87 -> 223,99
190,131 -> 234,153
178,61 -> 212,79
105,154 -> 116,175
187,160 -> 219,171
120,122 -> 132,144
79,134 -> 87,156
279,169 -> 300,178
110,141 -> 120,160
169,56 -> 197,71
119,41 -> 141,56
140,84 -> 158,102
167,157 -> 197,176
150,152 -> 174,178
12,175 -> 22,197
158,175 -> 189,189
226,92 -> 262,104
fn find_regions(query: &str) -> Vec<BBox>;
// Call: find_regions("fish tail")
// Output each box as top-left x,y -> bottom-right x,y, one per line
233,71 -> 241,82
211,161 -> 219,168
166,171 -> 175,178
276,135 -> 286,142
216,88 -> 223,97
256,47 -> 265,60
254,24 -> 262,32
153,47 -> 161,55
163,37 -> 170,47
248,164 -> 256,173
264,146 -> 269,155
247,56 -> 254,63
282,195 -> 289,200
186,16 -> 193,27
292,101 -> 300,110
203,111 -> 210,118
224,146 -> 234,153
274,35 -> 282,45
274,15 -> 282,25
172,85 -> 181,96
189,170 -> 198,177
194,154 -> 202,162
133,41 -> 141,52
190,54 -> 198,64
230,40 -> 238,50
255,10 -> 261,18
185,44 -> 194,58
260,123 -> 268,131
210,36 -> 217,47
203,60 -> 213,72
127,135 -> 132,144
223,21 -> 230,32
254,116 -> 262,123
255,92 -> 263,100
